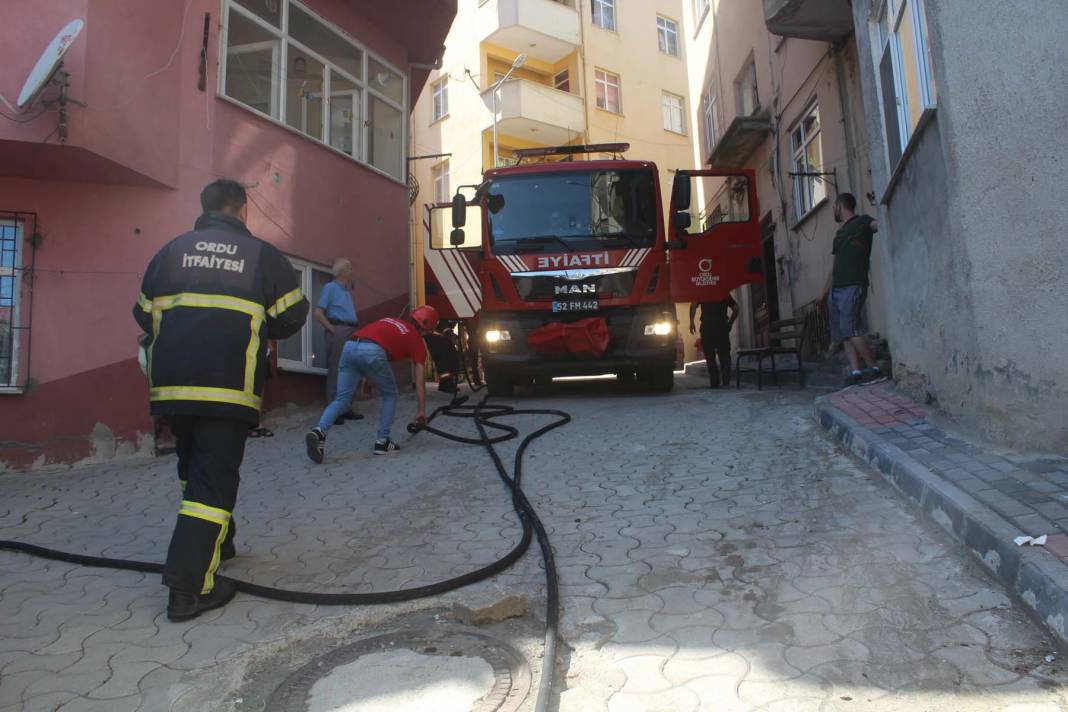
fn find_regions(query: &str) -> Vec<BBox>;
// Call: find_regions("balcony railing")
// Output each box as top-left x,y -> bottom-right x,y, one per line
478,0 -> 580,63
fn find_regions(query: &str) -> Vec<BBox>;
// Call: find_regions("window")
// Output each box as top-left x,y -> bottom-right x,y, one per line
595,69 -> 621,113
592,0 -> 616,31
735,59 -> 760,117
657,16 -> 680,57
875,0 -> 937,169
277,258 -> 333,373
701,84 -> 718,153
433,160 -> 450,204
0,216 -> 24,388
553,70 -> 570,93
790,103 -> 826,219
431,76 -> 448,122
221,0 -> 407,179
661,92 -> 685,134
693,0 -> 710,25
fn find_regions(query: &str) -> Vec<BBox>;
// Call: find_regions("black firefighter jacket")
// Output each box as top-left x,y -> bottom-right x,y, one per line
133,212 -> 309,423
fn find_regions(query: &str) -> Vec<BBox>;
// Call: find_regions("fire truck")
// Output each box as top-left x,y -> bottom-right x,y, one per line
422,143 -> 762,396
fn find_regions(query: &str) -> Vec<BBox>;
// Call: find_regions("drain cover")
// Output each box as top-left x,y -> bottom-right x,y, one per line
265,630 -> 530,712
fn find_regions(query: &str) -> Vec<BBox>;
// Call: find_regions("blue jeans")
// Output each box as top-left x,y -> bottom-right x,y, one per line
317,340 -> 397,439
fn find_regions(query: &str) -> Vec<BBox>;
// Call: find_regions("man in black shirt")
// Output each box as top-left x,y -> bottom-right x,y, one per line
689,295 -> 739,388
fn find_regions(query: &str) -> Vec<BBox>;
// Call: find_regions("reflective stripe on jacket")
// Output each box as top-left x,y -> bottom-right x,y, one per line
133,212 -> 309,423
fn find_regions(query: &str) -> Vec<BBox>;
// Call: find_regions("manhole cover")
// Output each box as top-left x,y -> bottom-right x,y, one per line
265,630 -> 530,712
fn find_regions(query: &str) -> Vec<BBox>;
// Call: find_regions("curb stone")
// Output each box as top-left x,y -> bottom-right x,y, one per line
814,395 -> 1068,646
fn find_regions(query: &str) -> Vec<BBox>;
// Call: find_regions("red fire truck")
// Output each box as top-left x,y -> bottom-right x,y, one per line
422,143 -> 762,396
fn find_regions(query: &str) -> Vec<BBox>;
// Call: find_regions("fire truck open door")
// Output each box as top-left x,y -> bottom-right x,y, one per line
423,202 -> 484,320
666,169 -> 763,303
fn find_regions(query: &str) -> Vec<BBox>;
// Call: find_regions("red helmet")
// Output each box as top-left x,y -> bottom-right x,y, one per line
410,305 -> 439,331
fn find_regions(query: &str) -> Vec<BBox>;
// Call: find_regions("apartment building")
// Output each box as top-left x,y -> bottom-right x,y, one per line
410,0 -> 696,352
0,0 -> 456,469
681,0 -> 873,356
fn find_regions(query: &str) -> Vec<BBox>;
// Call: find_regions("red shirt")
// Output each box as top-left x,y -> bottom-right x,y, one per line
353,318 -> 427,363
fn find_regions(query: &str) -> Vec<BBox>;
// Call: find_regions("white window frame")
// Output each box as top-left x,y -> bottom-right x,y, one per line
553,69 -> 570,92
701,84 -> 718,152
873,0 -> 937,169
656,16 -> 680,57
693,0 -> 710,28
594,69 -> 622,114
735,59 -> 760,117
592,0 -> 616,31
219,0 -> 408,183
277,257 -> 333,375
431,76 -> 448,122
790,103 -> 826,220
0,217 -> 23,390
661,91 -> 685,134
433,160 -> 450,204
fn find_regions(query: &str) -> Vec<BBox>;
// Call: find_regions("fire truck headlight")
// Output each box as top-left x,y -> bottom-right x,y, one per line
485,329 -> 511,343
644,321 -> 673,337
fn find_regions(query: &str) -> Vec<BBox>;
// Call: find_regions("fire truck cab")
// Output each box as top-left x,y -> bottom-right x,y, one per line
422,143 -> 762,396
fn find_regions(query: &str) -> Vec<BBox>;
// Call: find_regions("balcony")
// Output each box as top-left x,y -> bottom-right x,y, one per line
482,79 -> 585,146
763,0 -> 855,41
478,0 -> 580,63
707,110 -> 773,168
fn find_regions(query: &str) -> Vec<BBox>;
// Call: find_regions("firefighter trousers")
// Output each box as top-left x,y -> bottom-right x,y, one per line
700,325 -> 732,387
164,415 -> 247,594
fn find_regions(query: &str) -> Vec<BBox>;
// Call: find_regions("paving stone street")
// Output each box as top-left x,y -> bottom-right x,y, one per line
2,375 -> 1067,711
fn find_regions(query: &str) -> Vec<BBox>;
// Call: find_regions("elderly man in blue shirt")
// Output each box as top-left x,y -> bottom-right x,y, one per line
315,258 -> 363,423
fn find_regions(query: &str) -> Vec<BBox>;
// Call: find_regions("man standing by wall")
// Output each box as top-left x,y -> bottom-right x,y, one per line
822,193 -> 882,385
315,258 -> 363,423
134,179 -> 308,620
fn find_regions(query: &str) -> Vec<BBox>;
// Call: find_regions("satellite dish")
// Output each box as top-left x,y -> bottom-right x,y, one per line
16,19 -> 85,110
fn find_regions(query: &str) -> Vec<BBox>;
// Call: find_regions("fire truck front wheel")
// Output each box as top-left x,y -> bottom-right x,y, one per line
485,367 -> 515,398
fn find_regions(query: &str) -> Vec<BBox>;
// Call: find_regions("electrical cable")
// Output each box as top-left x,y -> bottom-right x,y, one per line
0,390 -> 568,710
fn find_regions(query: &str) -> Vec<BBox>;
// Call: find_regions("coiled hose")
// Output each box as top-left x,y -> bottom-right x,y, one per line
0,392 -> 569,712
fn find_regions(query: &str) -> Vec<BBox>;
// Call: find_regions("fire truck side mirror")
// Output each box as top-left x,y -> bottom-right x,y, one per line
673,211 -> 691,231
451,193 -> 467,228
449,228 -> 465,246
671,172 -> 691,211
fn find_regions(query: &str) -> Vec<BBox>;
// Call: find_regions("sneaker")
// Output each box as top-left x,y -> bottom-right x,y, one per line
438,375 -> 458,394
167,578 -> 237,621
305,428 -> 325,464
373,438 -> 400,455
845,370 -> 864,386
861,367 -> 885,383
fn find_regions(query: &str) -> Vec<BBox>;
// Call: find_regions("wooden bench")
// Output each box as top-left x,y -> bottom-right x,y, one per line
735,317 -> 807,390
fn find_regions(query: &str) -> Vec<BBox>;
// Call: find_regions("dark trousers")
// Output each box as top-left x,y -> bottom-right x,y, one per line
325,325 -> 358,409
701,325 -> 732,386
164,416 -> 247,594
425,332 -> 460,374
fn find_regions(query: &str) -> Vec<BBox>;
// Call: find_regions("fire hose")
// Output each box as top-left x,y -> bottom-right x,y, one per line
0,392 -> 570,712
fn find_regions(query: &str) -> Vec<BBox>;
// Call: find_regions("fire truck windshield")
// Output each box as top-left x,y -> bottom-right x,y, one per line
486,169 -> 657,254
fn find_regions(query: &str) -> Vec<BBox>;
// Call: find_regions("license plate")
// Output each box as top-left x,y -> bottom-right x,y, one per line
552,300 -> 599,313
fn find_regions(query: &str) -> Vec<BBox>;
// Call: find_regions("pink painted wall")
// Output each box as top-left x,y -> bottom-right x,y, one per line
0,0 -> 455,469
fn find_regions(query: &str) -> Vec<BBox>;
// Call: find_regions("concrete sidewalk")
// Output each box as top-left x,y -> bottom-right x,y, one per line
816,383 -> 1068,645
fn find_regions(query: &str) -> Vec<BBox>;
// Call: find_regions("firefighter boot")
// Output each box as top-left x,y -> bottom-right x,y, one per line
167,578 -> 238,621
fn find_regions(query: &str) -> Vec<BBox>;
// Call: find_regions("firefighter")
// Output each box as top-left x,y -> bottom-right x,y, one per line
134,179 -> 308,621
305,306 -> 439,463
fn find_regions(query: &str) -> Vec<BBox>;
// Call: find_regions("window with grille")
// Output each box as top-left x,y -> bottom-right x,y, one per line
277,257 -> 333,373
0,216 -> 25,389
701,84 -> 718,153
